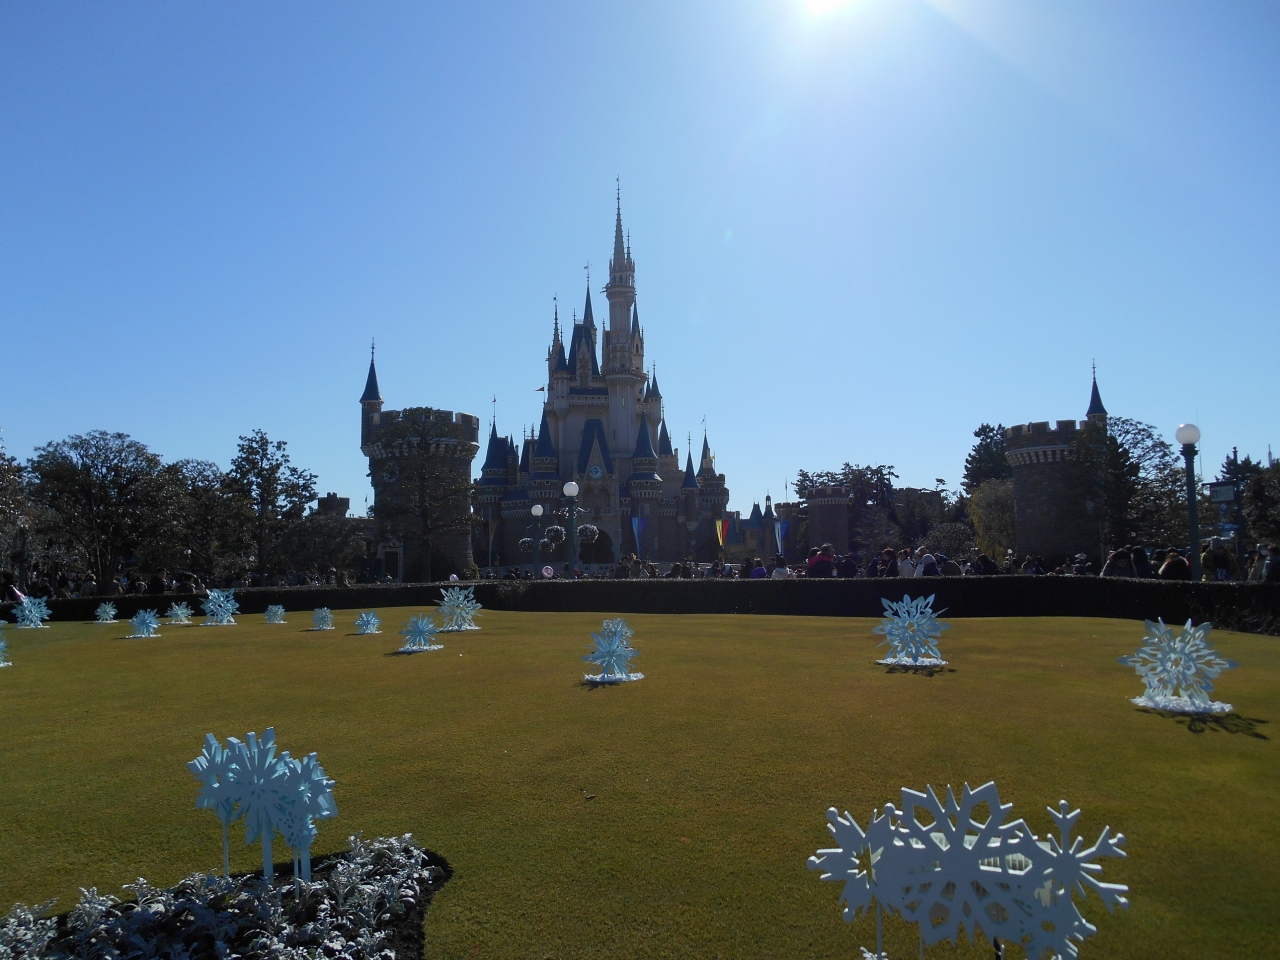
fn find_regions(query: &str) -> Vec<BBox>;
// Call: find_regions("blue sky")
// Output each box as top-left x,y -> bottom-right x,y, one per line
2,0 -> 1277,513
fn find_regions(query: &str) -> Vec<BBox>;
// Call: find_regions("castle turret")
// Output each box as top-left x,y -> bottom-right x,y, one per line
359,346 -> 384,452
1086,366 -> 1107,427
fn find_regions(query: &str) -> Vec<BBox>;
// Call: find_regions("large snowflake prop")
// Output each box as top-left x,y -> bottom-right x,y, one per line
14,597 -> 50,629
438,586 -> 482,632
584,617 -> 643,683
0,637 -> 10,668
202,589 -> 239,626
808,781 -> 1128,959
354,611 -> 381,635
264,604 -> 287,624
128,609 -> 162,638
189,727 -> 337,881
873,594 -> 950,666
1119,618 -> 1236,715
166,602 -> 193,624
95,602 -> 118,623
311,607 -> 335,631
399,614 -> 443,652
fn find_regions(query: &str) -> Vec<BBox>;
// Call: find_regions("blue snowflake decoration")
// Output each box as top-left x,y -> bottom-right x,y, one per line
808,781 -> 1128,960
201,589 -> 239,626
355,611 -> 381,635
0,636 -> 10,668
872,594 -> 950,666
584,617 -> 643,683
438,586 -> 482,631
1119,619 -> 1236,715
263,604 -> 287,624
14,596 -> 51,629
166,602 -> 193,624
311,607 -> 335,631
128,608 -> 162,638
399,614 -> 442,652
95,602 -> 118,623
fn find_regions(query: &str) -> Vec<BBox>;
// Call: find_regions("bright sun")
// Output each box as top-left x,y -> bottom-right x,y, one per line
800,0 -> 860,16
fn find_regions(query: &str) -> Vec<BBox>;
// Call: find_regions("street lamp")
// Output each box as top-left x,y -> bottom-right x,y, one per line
563,481 -> 579,578
1175,423 -> 1202,581
530,504 -> 544,570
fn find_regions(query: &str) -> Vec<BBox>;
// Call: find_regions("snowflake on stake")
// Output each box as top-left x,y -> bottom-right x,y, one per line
354,611 -> 381,635
873,594 -> 950,666
399,614 -> 443,652
201,589 -> 238,626
264,604 -> 287,624
438,586 -> 482,631
166,602 -> 193,625
95,602 -> 118,623
1119,618 -> 1236,715
584,617 -> 643,683
14,597 -> 50,629
808,781 -> 1128,960
128,609 -> 162,638
311,608 -> 335,631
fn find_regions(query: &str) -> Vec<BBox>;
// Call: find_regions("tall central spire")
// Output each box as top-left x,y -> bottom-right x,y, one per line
612,180 -> 626,267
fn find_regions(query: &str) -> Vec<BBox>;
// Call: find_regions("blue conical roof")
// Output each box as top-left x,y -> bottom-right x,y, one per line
632,418 -> 657,461
582,285 -> 595,327
533,409 -> 557,459
657,420 -> 674,457
360,354 -> 382,403
631,303 -> 641,337
681,451 -> 699,489
647,371 -> 662,400
480,423 -> 507,472
1087,375 -> 1107,418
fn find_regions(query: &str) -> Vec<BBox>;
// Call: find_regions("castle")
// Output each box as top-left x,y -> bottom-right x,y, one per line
1003,374 -> 1110,562
475,196 -> 732,567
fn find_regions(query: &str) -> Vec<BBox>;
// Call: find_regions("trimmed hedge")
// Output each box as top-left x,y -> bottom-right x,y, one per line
5,578 -> 1279,636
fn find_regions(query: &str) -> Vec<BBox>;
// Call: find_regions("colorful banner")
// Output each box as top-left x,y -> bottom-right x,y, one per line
774,519 -> 788,556
632,516 -> 647,558
715,519 -> 729,546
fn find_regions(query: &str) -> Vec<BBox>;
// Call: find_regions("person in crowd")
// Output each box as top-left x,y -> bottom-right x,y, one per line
836,553 -> 858,578
807,544 -> 836,578
1130,546 -> 1153,578
101,576 -> 124,597
1264,545 -> 1280,582
939,554 -> 962,577
1070,554 -> 1091,576
2,572 -> 24,602
863,553 -> 882,578
746,558 -> 766,579
897,548 -> 916,578
1201,537 -> 1240,581
973,553 -> 1000,575
1248,546 -> 1268,581
770,556 -> 795,579
1158,549 -> 1191,580
916,550 -> 940,577
1100,549 -> 1134,578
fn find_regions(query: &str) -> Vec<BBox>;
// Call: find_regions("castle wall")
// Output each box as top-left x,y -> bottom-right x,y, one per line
1005,420 -> 1102,563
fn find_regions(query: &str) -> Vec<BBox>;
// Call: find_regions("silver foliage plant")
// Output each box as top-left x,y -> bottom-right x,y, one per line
188,727 -> 337,881
808,781 -> 1128,960
0,834 -> 440,960
437,586 -> 482,632
1119,619 -> 1236,715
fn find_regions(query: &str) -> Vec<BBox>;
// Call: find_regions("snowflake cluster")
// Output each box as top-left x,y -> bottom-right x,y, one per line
311,607 -> 335,631
264,604 -> 287,624
438,586 -> 482,632
188,727 -> 337,881
14,597 -> 51,629
873,594 -> 950,666
354,611 -> 381,635
95,602 -> 118,624
1120,619 -> 1236,715
808,781 -> 1128,960
128,609 -> 162,639
399,614 -> 443,653
201,589 -> 239,626
166,602 -> 193,624
584,618 -> 643,683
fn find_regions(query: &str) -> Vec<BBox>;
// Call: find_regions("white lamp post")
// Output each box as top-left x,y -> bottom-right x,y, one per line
563,481 -> 580,577
530,503 -> 544,569
1175,423 -> 1202,580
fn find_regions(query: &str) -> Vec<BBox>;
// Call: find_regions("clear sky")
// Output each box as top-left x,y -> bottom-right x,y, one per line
2,1 -> 1277,514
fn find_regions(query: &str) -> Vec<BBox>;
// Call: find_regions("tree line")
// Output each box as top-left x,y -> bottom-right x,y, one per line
0,429 -> 369,588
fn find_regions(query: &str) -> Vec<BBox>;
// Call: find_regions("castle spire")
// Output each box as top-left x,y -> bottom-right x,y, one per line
583,283 -> 594,327
612,180 -> 626,267
1086,363 -> 1107,420
360,343 -> 382,404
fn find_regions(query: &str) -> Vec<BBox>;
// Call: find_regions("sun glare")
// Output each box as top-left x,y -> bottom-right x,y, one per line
801,0 -> 860,16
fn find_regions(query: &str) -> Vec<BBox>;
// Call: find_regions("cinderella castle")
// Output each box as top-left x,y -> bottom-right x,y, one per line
474,195 -> 732,567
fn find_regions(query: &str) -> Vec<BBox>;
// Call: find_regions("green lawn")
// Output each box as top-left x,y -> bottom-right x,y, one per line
0,609 -> 1275,959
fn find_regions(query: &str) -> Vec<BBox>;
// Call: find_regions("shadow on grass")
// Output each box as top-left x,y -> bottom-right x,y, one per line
578,679 -> 638,691
1137,707 -> 1269,739
882,664 -> 957,678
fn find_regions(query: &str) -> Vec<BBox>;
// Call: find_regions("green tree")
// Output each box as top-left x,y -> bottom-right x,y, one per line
277,512 -> 370,576
1243,463 -> 1280,542
226,431 -> 317,574
27,431 -> 176,580
962,424 -> 1011,495
969,478 -> 1016,559
0,444 -> 31,572
150,459 -> 254,580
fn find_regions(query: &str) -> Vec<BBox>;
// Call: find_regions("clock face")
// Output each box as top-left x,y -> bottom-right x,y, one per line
588,464 -> 604,479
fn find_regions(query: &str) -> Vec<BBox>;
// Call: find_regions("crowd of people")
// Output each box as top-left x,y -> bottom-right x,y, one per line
0,567 -> 357,602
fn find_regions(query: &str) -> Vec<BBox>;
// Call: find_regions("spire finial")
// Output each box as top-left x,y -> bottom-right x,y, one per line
1092,358 -> 1096,380
371,338 -> 375,361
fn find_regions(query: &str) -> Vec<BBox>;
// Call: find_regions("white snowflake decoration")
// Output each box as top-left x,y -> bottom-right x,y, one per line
14,596 -> 50,629
201,589 -> 239,626
398,614 -> 442,652
128,608 -> 162,638
355,611 -> 381,635
263,604 -> 287,624
190,727 -> 337,880
0,636 -> 10,668
1119,618 -> 1236,715
873,594 -> 950,666
584,617 -> 643,683
808,781 -> 1128,959
438,586 -> 482,631
95,602 -> 118,623
311,607 -> 335,631
166,602 -> 193,624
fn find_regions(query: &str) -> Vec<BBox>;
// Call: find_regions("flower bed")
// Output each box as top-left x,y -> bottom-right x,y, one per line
0,835 -> 451,960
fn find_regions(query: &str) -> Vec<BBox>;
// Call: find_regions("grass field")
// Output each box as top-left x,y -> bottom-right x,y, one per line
0,609 -> 1275,959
